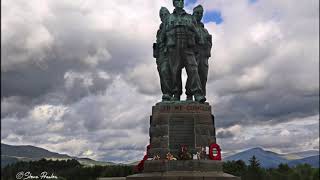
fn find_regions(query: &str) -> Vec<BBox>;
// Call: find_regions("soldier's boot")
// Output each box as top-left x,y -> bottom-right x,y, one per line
186,95 -> 193,101
194,95 -> 206,103
162,94 -> 172,101
171,94 -> 181,101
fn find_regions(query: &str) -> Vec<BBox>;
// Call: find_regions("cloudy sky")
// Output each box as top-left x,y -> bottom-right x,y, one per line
1,0 -> 319,163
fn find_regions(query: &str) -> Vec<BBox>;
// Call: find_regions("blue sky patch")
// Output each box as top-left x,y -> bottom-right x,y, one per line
204,10 -> 223,24
249,0 -> 258,4
185,0 -> 197,6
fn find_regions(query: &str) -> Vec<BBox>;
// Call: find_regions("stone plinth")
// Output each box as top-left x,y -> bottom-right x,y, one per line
143,160 -> 223,172
149,102 -> 216,159
127,171 -> 240,180
126,102 -> 240,180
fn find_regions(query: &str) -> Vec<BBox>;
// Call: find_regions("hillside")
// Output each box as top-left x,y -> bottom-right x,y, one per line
224,147 -> 319,168
280,150 -> 320,160
1,143 -> 115,167
224,147 -> 288,168
288,155 -> 320,168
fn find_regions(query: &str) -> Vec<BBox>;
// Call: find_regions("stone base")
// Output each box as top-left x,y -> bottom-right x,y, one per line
143,160 -> 223,172
149,102 -> 216,159
126,171 -> 240,180
126,160 -> 240,180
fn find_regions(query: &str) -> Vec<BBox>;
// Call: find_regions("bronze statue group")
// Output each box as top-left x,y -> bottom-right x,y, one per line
153,0 -> 212,103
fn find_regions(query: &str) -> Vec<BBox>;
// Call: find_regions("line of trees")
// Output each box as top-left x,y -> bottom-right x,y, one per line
1,159 -> 133,180
224,156 -> 320,180
1,156 -> 319,180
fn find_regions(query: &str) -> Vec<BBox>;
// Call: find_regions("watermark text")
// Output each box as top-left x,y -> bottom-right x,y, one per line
16,171 -> 58,180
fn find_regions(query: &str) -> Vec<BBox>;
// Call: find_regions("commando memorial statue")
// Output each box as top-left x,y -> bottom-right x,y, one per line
153,7 -> 172,101
127,0 -> 240,179
186,5 -> 212,100
153,0 -> 207,103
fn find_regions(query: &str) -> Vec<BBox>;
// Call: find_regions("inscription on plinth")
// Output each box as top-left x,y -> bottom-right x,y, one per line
169,117 -> 195,149
153,103 -> 211,114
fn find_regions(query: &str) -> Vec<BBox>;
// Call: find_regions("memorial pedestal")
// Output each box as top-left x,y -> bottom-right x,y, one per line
127,171 -> 239,180
149,102 -> 216,158
127,102 -> 240,180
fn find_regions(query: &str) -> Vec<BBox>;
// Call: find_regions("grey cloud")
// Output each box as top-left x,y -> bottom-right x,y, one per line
217,130 -> 235,139
1,0 -> 160,103
202,0 -> 319,129
212,85 -> 319,128
217,115 -> 319,155
126,63 -> 161,95
1,96 -> 31,118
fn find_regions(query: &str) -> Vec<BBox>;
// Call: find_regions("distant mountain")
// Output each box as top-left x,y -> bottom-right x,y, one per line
224,147 -> 289,168
224,147 -> 320,168
1,143 -> 115,168
127,161 -> 140,166
1,143 -> 70,167
282,150 -> 320,160
1,143 -> 70,159
288,155 -> 320,168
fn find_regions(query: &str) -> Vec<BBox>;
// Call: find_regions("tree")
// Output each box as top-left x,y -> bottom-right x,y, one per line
273,163 -> 291,180
244,155 -> 263,180
295,164 -> 313,180
288,172 -> 300,180
248,155 -> 260,169
278,163 -> 290,174
313,168 -> 319,180
1,159 -> 134,180
223,160 -> 247,177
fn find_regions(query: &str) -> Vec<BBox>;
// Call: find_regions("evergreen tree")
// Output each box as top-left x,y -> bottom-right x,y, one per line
288,171 -> 300,180
223,160 -> 246,177
313,168 -> 319,180
1,159 -> 134,180
275,163 -> 290,180
295,164 -> 313,180
278,163 -> 290,174
244,155 -> 263,180
248,155 -> 260,169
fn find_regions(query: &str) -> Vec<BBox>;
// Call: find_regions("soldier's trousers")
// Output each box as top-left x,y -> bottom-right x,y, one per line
186,53 -> 209,96
156,56 -> 172,96
168,47 -> 203,96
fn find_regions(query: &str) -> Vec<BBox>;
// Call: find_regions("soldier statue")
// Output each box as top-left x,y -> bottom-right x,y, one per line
153,7 -> 173,101
164,0 -> 206,103
186,5 -> 212,100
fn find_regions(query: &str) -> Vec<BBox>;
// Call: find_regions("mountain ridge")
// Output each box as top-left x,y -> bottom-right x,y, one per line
1,143 -> 115,167
288,155 -> 320,168
224,147 -> 319,168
